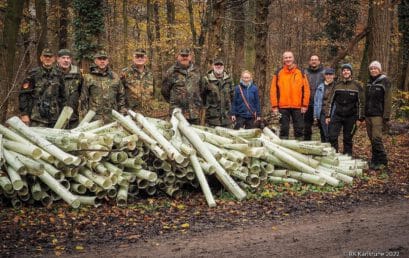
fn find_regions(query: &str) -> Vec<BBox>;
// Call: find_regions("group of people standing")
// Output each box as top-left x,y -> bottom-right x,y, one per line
18,48 -> 391,170
269,51 -> 391,170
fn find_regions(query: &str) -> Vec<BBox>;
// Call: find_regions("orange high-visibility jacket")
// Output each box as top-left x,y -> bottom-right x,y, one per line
269,65 -> 310,109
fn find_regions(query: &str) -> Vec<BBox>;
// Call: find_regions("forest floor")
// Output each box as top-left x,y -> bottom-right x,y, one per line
0,125 -> 408,257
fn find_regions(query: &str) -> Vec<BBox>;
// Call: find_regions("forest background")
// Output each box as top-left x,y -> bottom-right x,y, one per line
0,0 -> 408,123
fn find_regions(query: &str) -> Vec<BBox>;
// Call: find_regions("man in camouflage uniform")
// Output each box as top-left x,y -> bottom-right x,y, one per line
80,51 -> 126,122
56,49 -> 83,128
19,48 -> 66,127
121,48 -> 154,116
161,48 -> 202,124
201,59 -> 234,127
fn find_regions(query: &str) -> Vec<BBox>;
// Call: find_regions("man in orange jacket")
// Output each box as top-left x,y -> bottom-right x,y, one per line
270,51 -> 310,139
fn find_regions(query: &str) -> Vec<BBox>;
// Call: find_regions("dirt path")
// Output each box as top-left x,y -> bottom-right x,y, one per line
68,198 -> 408,258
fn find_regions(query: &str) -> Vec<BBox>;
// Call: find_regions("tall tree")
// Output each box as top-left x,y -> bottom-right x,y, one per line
166,0 -> 175,49
253,0 -> 271,108
324,0 -> 359,60
398,0 -> 409,90
231,3 -> 245,81
123,0 -> 128,65
73,0 -> 105,68
147,0 -> 154,59
35,0 -> 47,63
153,0 -> 163,97
244,0 -> 256,69
367,0 -> 394,74
204,0 -> 224,67
187,0 -> 199,62
0,0 -> 25,122
58,0 -> 69,49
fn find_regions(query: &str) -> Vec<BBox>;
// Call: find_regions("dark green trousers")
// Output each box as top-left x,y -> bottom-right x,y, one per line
365,116 -> 387,165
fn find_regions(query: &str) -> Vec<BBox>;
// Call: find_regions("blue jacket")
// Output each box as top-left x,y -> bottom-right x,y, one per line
231,82 -> 261,118
314,83 -> 325,119
314,81 -> 335,119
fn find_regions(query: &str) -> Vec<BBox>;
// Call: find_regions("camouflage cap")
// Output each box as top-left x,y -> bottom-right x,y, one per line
213,59 -> 224,65
41,48 -> 54,56
94,50 -> 109,59
57,49 -> 72,57
134,48 -> 147,56
179,48 -> 191,55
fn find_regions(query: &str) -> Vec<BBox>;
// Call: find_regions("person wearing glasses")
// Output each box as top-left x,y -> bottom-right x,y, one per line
121,48 -> 154,116
201,59 -> 234,127
162,48 -> 203,124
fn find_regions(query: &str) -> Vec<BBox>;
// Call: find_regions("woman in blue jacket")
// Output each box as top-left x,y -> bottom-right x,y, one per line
313,68 -> 336,142
231,70 -> 261,129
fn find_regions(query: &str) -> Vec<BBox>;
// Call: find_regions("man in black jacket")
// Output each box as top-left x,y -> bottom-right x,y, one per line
304,55 -> 324,140
365,61 -> 392,170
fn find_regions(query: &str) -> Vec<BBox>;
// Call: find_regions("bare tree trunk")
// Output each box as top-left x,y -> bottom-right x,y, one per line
35,0 -> 47,64
196,2 -> 213,69
123,0 -> 128,65
153,1 -> 163,98
232,4 -> 245,81
244,0 -> 256,70
330,28 -> 368,69
166,0 -> 175,48
253,0 -> 271,109
147,0 -> 154,58
404,64 -> 409,91
204,1 -> 224,68
58,0 -> 69,49
187,0 -> 200,64
48,0 -> 59,52
0,0 -> 25,122
367,0 -> 394,74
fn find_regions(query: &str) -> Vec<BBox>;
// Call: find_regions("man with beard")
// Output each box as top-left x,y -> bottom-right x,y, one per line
121,48 -> 154,116
162,48 -> 202,124
19,48 -> 66,127
56,49 -> 83,128
304,55 -> 324,140
201,59 -> 234,127
80,50 -> 126,122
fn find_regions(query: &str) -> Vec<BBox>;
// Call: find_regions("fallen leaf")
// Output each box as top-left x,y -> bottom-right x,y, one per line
177,204 -> 185,210
75,245 -> 84,251
180,223 -> 190,229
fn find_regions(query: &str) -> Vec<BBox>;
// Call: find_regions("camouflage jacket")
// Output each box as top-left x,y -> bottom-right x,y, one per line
19,65 -> 66,126
202,70 -> 234,126
121,64 -> 154,113
81,65 -> 126,122
58,65 -> 83,124
161,62 -> 202,120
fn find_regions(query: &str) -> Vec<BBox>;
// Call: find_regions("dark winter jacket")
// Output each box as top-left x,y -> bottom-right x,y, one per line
232,82 -> 261,119
19,65 -> 66,125
364,74 -> 392,119
326,78 -> 364,120
305,65 -> 324,105
202,70 -> 234,126
161,62 -> 202,120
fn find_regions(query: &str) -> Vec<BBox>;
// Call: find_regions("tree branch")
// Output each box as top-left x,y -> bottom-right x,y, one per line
331,27 -> 369,68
